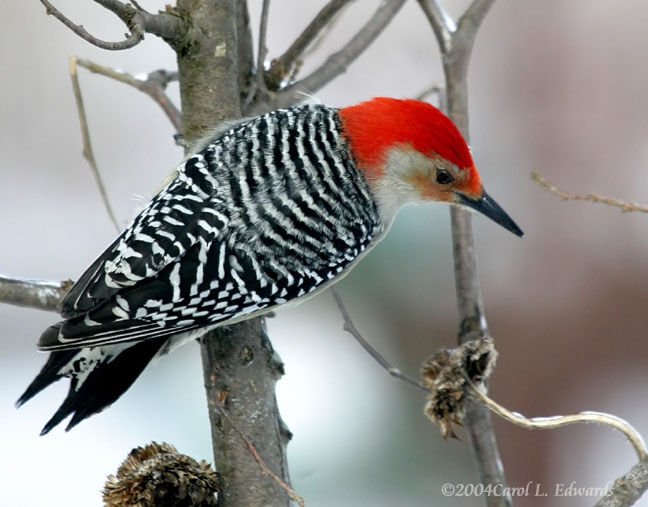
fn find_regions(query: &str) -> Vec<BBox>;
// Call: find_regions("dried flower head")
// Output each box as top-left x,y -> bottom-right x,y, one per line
103,441 -> 219,507
421,337 -> 497,438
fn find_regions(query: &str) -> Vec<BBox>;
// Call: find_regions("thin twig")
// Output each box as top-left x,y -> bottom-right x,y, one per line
242,437 -> 305,507
75,58 -> 181,131
0,275 -> 71,312
291,0 -> 406,95
40,0 -> 144,50
595,458 -> 648,507
416,0 -> 455,51
257,0 -> 406,113
216,399 -> 305,506
532,171 -> 648,213
331,288 -> 427,391
266,0 -> 351,88
469,382 -> 647,460
69,57 -> 121,232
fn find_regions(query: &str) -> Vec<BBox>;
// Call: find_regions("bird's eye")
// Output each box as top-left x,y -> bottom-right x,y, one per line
435,168 -> 454,185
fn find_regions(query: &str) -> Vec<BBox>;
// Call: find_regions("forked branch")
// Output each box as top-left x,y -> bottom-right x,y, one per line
73,58 -> 181,131
255,0 -> 406,113
266,0 -> 352,89
40,0 -> 181,50
417,1 -> 506,504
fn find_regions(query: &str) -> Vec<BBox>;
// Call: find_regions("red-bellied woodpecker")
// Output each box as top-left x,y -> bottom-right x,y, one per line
18,97 -> 522,434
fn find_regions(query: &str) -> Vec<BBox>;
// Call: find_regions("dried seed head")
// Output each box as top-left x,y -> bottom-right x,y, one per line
103,441 -> 220,507
421,337 -> 497,438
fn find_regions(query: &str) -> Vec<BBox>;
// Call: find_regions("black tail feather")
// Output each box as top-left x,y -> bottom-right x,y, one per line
18,337 -> 168,435
16,348 -> 79,408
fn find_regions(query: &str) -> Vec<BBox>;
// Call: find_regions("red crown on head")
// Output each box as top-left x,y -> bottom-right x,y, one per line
339,97 -> 480,194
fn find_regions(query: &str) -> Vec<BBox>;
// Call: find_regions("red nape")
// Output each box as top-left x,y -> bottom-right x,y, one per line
339,97 -> 477,181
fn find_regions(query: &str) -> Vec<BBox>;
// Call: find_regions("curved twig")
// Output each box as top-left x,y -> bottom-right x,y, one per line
470,383 -> 647,460
41,0 -> 144,50
532,171 -> 648,213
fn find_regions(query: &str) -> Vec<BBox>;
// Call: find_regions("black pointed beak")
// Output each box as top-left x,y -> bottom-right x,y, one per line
457,189 -> 524,237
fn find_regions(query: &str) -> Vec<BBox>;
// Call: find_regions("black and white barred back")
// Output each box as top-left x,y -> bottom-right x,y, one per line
19,104 -> 383,433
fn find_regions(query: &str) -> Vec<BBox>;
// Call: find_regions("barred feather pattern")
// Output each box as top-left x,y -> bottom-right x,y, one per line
19,104 -> 384,433
48,104 -> 383,350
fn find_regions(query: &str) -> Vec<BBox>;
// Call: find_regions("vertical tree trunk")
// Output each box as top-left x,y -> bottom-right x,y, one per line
442,26 -> 511,507
174,1 -> 292,504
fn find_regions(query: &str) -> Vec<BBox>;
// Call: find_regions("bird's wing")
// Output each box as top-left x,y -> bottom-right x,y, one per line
43,105 -> 384,352
61,154 -> 225,319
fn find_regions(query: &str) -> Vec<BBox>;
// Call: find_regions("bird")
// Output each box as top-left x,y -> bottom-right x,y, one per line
17,97 -> 523,434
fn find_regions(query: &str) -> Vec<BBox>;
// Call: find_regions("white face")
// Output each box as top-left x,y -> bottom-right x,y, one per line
365,145 -> 471,221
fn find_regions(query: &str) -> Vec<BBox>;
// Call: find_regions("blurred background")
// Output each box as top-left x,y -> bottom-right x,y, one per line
2,1 -> 648,506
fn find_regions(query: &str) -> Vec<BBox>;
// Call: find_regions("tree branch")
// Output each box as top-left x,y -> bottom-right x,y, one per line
331,289 -> 427,391
595,459 -> 648,507
41,0 -> 144,50
256,0 -> 271,94
173,1 -> 293,504
459,0 -> 497,33
69,57 -> 121,232
532,171 -> 648,213
40,0 -> 182,51
74,58 -> 181,131
235,0 -> 255,100
266,0 -> 352,89
0,275 -> 71,312
92,0 -> 182,41
419,1 -> 510,505
416,0 -> 454,52
256,0 -> 406,113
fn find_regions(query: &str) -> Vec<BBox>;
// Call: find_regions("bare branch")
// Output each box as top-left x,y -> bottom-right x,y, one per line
532,171 -> 648,213
41,0 -> 144,50
418,0 -> 510,503
259,0 -> 406,113
0,275 -> 71,312
40,0 -> 182,50
291,0 -> 406,94
75,58 -> 181,131
470,383 -> 647,460
416,0 -> 455,52
69,57 -> 121,232
459,0 -> 497,33
331,288 -> 427,391
595,459 -> 648,507
266,0 -> 352,89
256,0 -> 271,94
